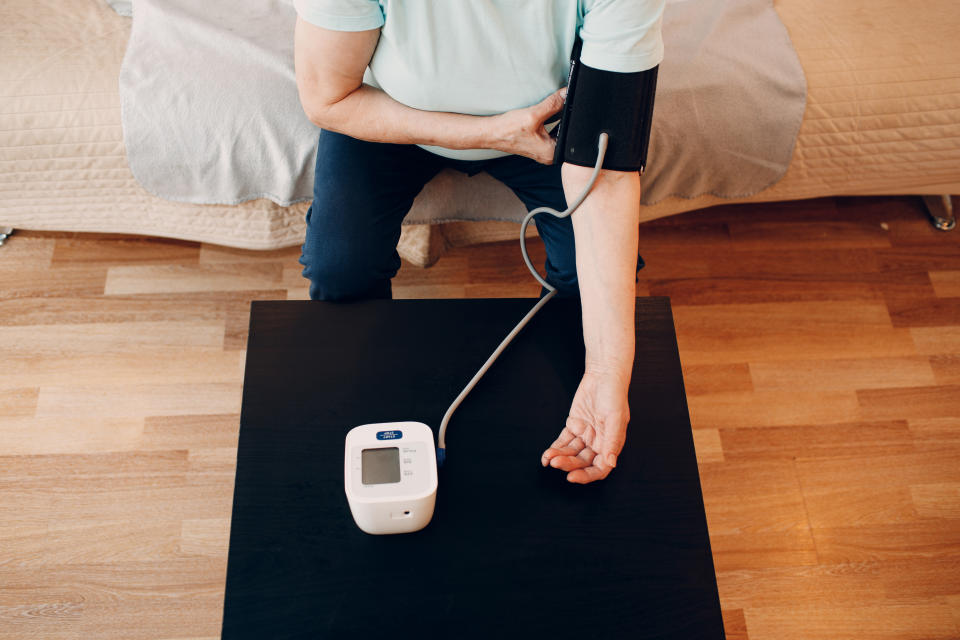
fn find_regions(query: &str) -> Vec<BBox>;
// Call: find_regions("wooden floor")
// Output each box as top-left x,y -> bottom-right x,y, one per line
1,195 -> 959,639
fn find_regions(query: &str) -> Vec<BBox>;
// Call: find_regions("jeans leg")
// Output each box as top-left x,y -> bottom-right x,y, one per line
299,130 -> 444,301
482,156 -> 580,297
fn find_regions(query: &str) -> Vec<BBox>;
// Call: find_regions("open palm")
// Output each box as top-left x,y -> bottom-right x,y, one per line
540,369 -> 630,483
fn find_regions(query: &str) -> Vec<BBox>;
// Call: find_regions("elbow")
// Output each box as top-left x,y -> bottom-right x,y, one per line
297,89 -> 335,130
296,79 -> 352,131
302,102 -> 331,130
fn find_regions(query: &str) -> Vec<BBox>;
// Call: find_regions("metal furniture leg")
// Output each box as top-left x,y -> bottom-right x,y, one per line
922,195 -> 956,231
0,227 -> 13,247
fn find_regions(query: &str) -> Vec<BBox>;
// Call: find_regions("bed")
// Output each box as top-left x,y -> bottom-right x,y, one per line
2,0 -> 958,265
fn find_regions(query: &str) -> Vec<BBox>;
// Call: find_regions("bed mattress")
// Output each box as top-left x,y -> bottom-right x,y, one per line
2,0 -> 959,260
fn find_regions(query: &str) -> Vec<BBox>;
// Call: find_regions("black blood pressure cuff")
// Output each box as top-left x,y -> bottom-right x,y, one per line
550,38 -> 659,173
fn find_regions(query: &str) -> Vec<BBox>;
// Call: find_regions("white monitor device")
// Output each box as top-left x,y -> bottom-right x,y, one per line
344,422 -> 438,535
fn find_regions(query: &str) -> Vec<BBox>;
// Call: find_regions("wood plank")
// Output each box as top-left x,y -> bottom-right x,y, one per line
796,450 -> 960,492
910,483 -> 960,519
947,594 -> 960,635
909,418 -> 960,452
722,608 -> 748,640
0,290 -> 285,328
930,271 -> 960,298
649,276 -> 881,305
796,451 -> 960,529
858,385 -> 960,421
688,390 -> 861,429
637,221 -> 732,247
877,245 -> 960,272
0,474 -> 233,522
750,357 -> 936,392
0,322 -> 226,356
681,363 -> 753,396
179,518 -> 230,557
673,301 -> 917,366
879,555 -> 960,600
706,247 -> 880,278
801,485 -> 919,529
719,421 -> 915,460
717,562 -> 889,610
0,388 -> 38,417
0,560 -> 225,639
727,220 -> 892,250
51,237 -> 201,266
910,327 -> 960,356
0,267 -> 108,301
280,264 -> 310,302
633,247 -> 713,279
187,448 -> 237,473
199,244 -> 299,264
0,351 -> 244,388
140,414 -> 240,451
0,450 -> 189,479
812,521 -> 960,563
930,355 -> 960,386
34,383 -> 242,419
743,603 -> 958,640
0,417 -> 144,456
885,295 -> 960,328
692,428 -> 725,463
104,264 -> 283,295
0,520 -> 183,566
0,236 -> 55,268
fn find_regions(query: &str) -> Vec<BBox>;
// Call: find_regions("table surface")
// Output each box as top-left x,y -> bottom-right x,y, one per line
222,297 -> 724,639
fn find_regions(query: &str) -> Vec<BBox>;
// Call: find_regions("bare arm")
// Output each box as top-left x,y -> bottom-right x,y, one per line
540,164 -> 640,483
293,17 -> 563,163
564,164 -> 640,382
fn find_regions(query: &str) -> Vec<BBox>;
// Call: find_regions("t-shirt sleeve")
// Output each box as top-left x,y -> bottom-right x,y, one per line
580,0 -> 665,73
293,0 -> 384,32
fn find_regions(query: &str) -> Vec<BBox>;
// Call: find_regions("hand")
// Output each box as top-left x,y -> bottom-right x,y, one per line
541,369 -> 630,484
487,87 -> 566,164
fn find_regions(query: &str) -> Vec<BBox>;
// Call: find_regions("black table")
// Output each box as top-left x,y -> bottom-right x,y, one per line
222,297 -> 724,639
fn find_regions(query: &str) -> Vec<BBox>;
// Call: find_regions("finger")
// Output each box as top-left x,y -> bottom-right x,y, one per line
532,88 -> 566,122
541,428 -> 579,465
541,438 -> 585,467
550,445 -> 594,471
565,415 -> 596,447
543,442 -> 584,461
548,426 -> 578,451
594,415 -> 629,468
549,454 -> 592,471
577,447 -> 597,466
566,464 -> 613,484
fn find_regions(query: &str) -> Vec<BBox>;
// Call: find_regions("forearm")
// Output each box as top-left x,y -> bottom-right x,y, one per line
307,84 -> 493,150
563,163 -> 641,387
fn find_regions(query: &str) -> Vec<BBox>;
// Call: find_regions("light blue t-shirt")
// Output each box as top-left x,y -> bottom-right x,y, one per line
294,0 -> 665,160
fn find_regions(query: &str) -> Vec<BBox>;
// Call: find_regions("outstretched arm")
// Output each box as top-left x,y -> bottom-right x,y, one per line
541,165 -> 640,483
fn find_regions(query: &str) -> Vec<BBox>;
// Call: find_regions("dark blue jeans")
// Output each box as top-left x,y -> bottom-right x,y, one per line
299,129 -> 581,301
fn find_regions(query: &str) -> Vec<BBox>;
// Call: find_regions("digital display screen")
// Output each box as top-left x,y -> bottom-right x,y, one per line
361,447 -> 401,485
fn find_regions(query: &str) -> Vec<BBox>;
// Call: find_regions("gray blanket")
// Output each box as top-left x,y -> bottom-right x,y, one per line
120,0 -> 805,210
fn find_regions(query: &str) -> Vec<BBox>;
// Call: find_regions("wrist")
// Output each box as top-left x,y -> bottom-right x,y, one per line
477,113 -> 505,152
583,359 -> 633,390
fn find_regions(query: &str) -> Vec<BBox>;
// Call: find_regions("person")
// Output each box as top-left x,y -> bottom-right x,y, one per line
293,0 -> 664,484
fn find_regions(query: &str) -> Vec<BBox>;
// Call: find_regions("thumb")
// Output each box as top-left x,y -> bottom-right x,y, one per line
532,87 -> 567,121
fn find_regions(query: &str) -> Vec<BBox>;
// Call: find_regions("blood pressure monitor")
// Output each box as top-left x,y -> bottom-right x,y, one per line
344,422 -> 438,535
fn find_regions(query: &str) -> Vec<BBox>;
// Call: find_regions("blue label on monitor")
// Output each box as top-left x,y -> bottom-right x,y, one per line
376,430 -> 402,440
